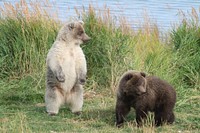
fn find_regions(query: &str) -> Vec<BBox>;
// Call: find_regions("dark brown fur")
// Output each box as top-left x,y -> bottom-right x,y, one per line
115,70 -> 176,127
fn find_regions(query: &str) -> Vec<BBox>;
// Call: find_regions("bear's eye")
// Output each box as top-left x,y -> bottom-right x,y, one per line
78,31 -> 84,36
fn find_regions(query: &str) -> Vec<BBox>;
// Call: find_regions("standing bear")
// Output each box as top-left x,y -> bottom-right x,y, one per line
115,70 -> 176,127
45,20 -> 90,115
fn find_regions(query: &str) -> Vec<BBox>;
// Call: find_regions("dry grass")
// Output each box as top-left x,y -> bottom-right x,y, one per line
0,0 -> 58,21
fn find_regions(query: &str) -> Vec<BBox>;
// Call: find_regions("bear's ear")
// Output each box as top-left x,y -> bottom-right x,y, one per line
140,72 -> 146,77
78,20 -> 84,25
68,22 -> 75,31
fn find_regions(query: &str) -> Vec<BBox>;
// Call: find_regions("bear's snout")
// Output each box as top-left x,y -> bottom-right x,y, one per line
82,34 -> 91,43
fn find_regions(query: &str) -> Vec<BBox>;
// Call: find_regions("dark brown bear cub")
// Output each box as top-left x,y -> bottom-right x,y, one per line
115,70 -> 176,127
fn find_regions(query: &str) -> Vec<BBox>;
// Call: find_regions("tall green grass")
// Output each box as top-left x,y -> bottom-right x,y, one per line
79,5 -> 175,92
80,5 -> 134,91
0,0 -> 200,132
0,1 -> 59,78
171,9 -> 200,89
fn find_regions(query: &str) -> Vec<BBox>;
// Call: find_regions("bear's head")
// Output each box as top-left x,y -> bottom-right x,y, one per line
122,71 -> 147,96
57,20 -> 91,45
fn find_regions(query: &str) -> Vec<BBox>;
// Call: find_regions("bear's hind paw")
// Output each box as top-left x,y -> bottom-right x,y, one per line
73,111 -> 82,115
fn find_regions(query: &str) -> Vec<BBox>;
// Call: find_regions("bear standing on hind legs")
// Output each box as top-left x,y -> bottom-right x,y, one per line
45,21 -> 90,115
115,70 -> 176,127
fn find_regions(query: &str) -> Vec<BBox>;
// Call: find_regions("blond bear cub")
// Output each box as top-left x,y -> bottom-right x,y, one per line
45,21 -> 90,115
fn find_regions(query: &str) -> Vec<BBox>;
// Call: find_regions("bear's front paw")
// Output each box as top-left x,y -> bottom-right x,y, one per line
56,73 -> 65,82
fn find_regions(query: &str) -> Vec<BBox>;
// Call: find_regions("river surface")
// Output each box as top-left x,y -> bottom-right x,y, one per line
0,0 -> 200,31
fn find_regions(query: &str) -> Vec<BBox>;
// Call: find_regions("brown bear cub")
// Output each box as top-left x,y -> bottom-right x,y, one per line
115,70 -> 176,127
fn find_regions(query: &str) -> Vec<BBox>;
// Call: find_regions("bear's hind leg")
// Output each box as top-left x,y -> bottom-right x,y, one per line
155,108 -> 175,126
154,111 -> 162,126
68,84 -> 83,115
45,87 -> 64,115
167,112 -> 175,124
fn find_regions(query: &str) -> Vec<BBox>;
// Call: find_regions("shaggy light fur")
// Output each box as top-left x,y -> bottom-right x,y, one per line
45,21 -> 90,115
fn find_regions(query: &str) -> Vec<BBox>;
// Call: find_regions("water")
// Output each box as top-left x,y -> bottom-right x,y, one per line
0,0 -> 200,31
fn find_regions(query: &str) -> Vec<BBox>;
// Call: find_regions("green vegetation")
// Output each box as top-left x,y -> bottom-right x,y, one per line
0,1 -> 199,133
